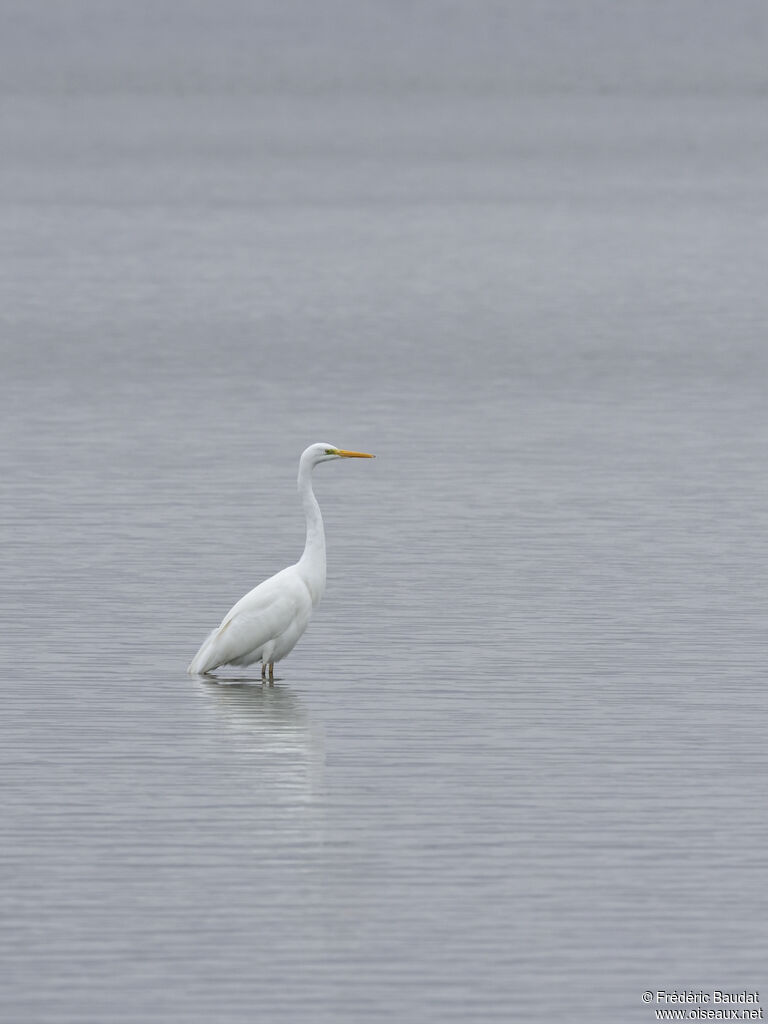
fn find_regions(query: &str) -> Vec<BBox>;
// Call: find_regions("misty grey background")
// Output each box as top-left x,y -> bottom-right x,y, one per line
2,2 -> 768,1022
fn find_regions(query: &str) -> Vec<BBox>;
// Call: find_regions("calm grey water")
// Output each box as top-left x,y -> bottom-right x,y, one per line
3,58 -> 768,1024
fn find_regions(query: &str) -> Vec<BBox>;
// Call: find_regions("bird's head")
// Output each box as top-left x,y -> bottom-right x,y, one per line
302,442 -> 375,468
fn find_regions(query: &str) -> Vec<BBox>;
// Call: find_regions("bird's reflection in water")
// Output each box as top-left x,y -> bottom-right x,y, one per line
195,678 -> 325,800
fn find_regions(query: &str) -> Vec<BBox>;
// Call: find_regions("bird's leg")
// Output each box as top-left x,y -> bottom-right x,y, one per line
261,661 -> 266,682
269,662 -> 275,684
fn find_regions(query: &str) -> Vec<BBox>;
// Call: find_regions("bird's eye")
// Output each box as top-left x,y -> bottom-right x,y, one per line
325,448 -> 336,455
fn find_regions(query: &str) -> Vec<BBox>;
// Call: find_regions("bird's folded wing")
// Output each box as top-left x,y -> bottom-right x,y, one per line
211,572 -> 309,663
214,593 -> 292,661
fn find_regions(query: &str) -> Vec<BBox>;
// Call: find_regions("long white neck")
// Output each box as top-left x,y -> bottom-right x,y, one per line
296,456 -> 326,605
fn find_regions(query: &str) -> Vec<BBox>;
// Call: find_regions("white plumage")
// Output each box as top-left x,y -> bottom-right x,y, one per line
188,442 -> 374,680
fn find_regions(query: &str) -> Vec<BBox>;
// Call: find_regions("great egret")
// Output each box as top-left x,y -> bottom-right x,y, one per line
188,443 -> 374,681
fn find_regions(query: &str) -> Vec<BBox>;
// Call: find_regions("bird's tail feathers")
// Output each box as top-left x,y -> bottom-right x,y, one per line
187,627 -> 219,675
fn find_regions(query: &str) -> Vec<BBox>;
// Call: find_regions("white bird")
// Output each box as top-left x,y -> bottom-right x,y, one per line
188,443 -> 374,681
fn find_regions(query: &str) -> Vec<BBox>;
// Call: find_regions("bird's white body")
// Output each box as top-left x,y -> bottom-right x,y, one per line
188,443 -> 372,678
187,564 -> 318,674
